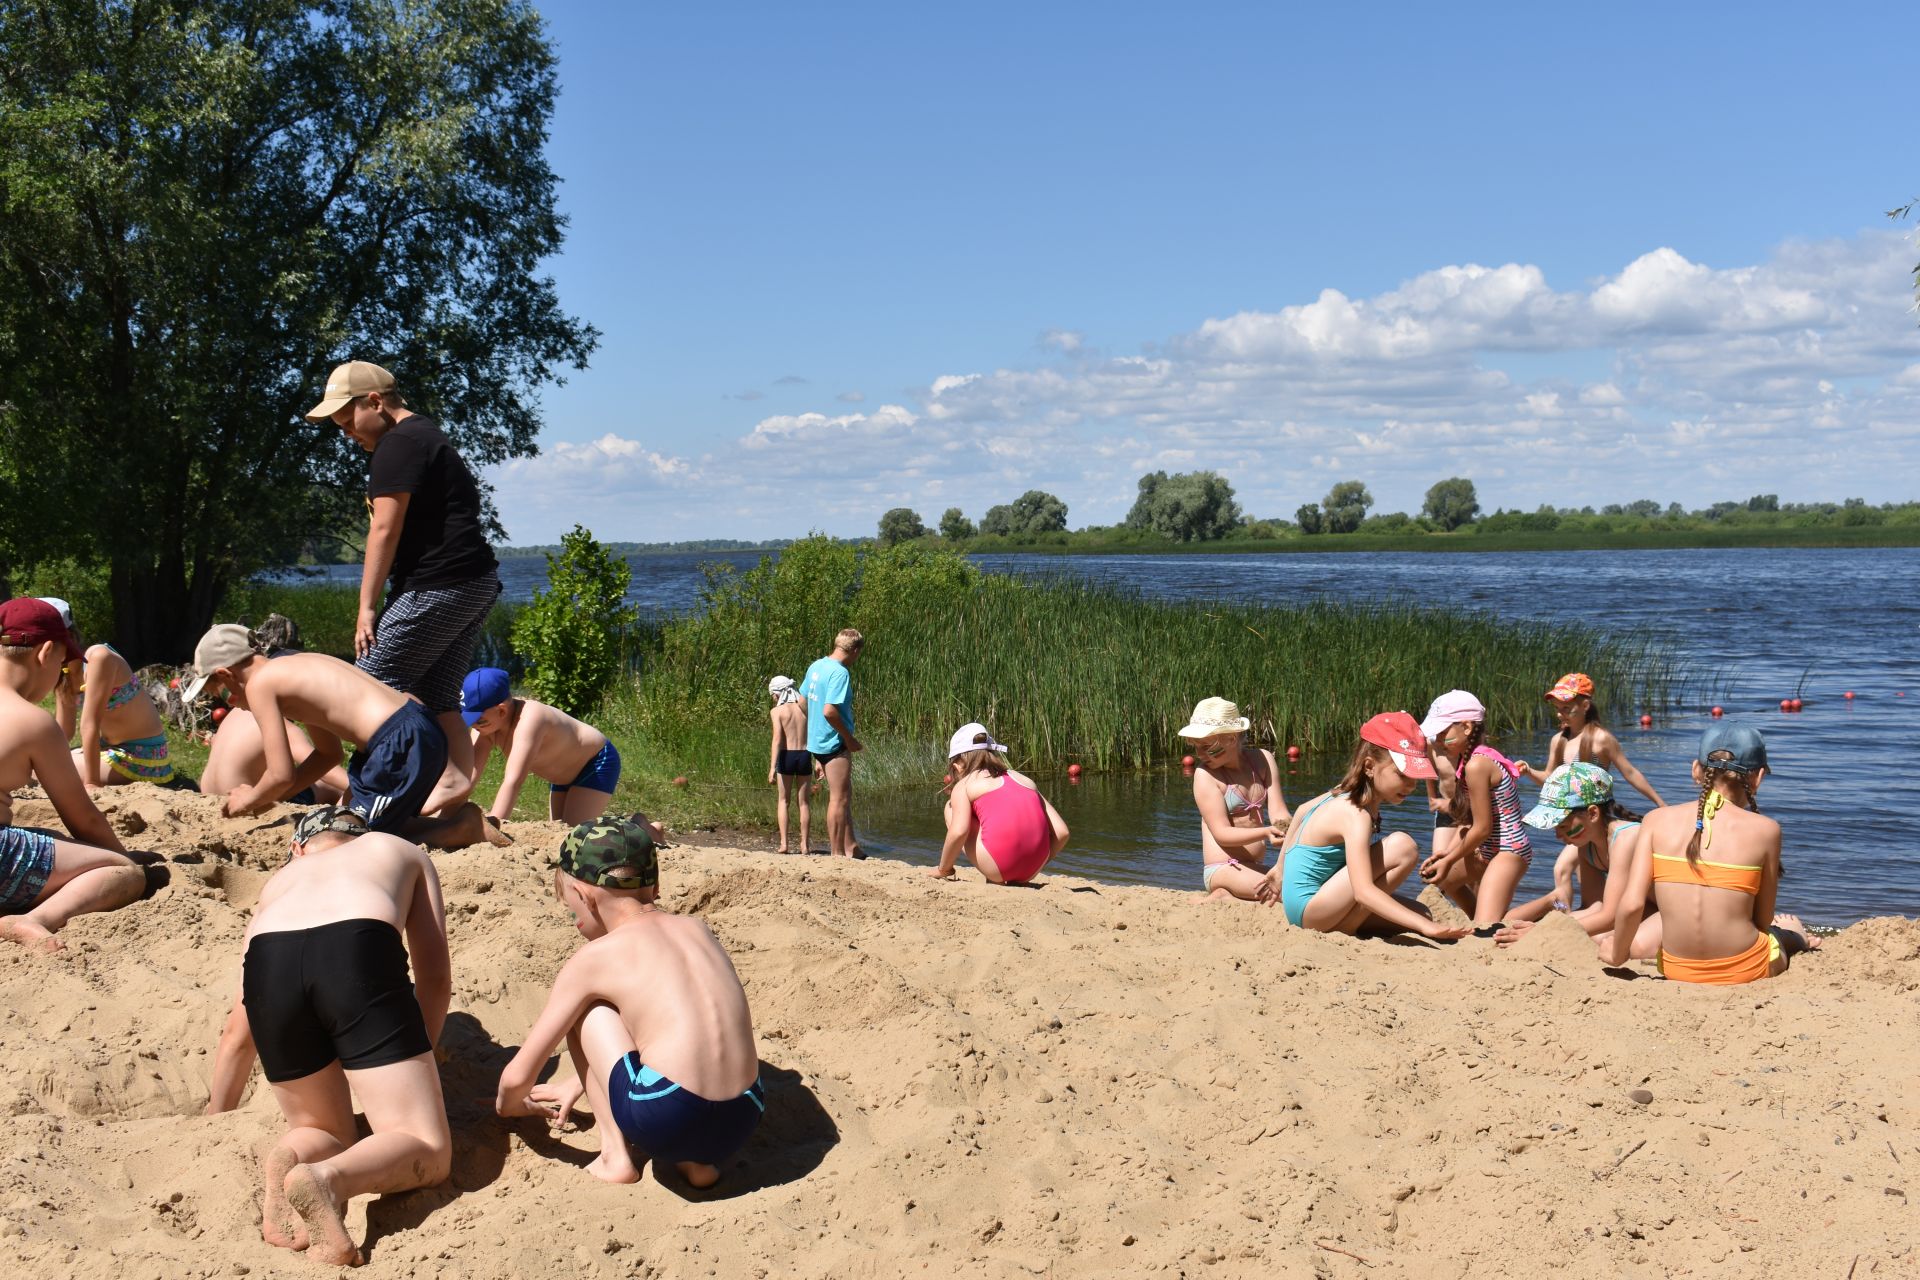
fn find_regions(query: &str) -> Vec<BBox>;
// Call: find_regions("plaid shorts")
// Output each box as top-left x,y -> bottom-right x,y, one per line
0,826 -> 57,914
358,574 -> 502,715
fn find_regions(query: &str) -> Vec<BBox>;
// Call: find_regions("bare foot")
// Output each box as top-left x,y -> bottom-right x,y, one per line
585,1148 -> 641,1184
676,1160 -> 720,1189
482,813 -> 514,848
1774,913 -> 1822,949
284,1163 -> 362,1267
0,918 -> 64,953
258,1141 -> 308,1251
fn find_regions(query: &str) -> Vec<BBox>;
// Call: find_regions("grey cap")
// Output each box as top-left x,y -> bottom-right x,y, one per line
1698,721 -> 1769,775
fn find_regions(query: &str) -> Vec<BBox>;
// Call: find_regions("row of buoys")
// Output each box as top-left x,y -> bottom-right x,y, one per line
1779,698 -> 1804,712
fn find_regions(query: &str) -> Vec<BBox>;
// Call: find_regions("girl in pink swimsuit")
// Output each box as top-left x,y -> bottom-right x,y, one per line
927,723 -> 1070,885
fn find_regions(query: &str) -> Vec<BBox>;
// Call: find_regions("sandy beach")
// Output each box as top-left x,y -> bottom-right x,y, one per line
0,786 -> 1915,1279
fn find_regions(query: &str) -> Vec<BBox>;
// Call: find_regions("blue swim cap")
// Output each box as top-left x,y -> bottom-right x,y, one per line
460,667 -> 512,726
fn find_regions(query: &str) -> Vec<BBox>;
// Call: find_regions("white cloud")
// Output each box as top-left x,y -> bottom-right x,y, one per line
513,229 -> 1920,540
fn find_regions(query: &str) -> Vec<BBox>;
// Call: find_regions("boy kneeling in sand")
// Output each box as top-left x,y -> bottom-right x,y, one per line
461,667 -> 640,828
184,624 -> 504,848
0,598 -> 151,951
495,817 -> 764,1187
207,806 -> 452,1266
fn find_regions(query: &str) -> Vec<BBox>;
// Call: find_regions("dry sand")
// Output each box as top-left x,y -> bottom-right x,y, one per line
1,787 -> 1915,1278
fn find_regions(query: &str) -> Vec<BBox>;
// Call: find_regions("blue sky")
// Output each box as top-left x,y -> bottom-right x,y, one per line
492,1 -> 1920,543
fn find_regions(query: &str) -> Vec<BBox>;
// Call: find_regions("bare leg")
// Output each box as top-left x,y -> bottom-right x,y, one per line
1472,850 -> 1529,927
774,776 -> 792,853
798,777 -> 813,854
418,711 -> 477,817
1305,833 -> 1424,936
0,839 -> 144,952
970,833 -> 1007,885
821,755 -> 853,857
558,786 -> 613,825
571,1004 -> 642,1184
283,1053 -> 451,1267
261,1063 -> 358,1253
405,802 -> 512,851
1205,861 -> 1269,903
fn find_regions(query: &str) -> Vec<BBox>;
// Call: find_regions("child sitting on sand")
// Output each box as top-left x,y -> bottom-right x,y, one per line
1496,763 -> 1661,961
1605,722 -> 1816,983
927,722 -> 1071,885
496,816 -> 764,1187
184,623 -> 503,848
766,675 -> 814,854
43,598 -> 177,787
1257,711 -> 1467,941
1178,697 -> 1291,901
0,598 -> 151,951
204,806 -> 452,1266
1418,690 -> 1533,935
461,667 -> 624,826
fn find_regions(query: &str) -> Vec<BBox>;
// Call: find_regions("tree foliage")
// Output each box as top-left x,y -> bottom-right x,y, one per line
876,507 -> 928,546
1124,470 -> 1243,542
509,526 -> 636,716
979,490 -> 1069,536
1422,477 -> 1480,531
938,507 -> 975,540
1294,503 -> 1324,535
0,0 -> 596,662
1320,481 -> 1374,534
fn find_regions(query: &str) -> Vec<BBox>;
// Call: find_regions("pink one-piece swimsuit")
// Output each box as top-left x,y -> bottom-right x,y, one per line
971,778 -> 1053,883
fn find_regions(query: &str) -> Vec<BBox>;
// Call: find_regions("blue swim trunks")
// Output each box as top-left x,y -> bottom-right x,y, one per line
347,700 -> 448,833
551,739 -> 621,796
0,826 -> 57,915
605,1052 -> 765,1167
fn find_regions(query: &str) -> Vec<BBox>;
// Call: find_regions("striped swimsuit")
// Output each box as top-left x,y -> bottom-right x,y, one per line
1473,745 -> 1532,863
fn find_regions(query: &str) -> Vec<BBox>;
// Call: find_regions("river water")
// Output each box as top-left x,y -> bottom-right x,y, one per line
291,547 -> 1918,923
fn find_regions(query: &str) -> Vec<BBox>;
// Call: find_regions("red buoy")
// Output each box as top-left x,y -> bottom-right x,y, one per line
1181,754 -> 1195,768
1779,699 -> 1792,712
169,677 -> 180,690
1638,714 -> 1652,727
210,706 -> 228,726
1710,705 -> 1724,718
1789,698 -> 1804,712
1286,745 -> 1302,761
1844,691 -> 1855,700
1067,763 -> 1083,778
672,776 -> 688,787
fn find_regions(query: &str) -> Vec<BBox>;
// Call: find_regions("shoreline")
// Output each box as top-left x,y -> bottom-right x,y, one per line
0,785 -> 1912,1277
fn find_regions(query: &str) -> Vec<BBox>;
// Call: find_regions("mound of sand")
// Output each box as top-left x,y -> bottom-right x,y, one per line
1,788 -> 1915,1278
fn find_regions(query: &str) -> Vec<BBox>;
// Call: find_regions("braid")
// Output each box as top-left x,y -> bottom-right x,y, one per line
1447,721 -> 1485,825
1686,769 -> 1719,862
1607,799 -> 1642,824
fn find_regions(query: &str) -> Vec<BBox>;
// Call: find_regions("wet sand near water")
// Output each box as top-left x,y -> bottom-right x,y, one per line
0,787 -> 1915,1278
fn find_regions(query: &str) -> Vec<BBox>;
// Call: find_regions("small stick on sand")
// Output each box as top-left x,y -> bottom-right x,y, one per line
1846,1254 -> 1859,1279
1314,1240 -> 1374,1267
1594,1138 -> 1646,1180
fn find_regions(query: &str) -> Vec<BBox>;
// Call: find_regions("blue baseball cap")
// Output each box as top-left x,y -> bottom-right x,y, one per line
460,667 -> 512,726
1698,721 -> 1769,775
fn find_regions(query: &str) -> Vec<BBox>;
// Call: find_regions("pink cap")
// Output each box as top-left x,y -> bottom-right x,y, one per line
1360,711 -> 1438,780
1419,689 -> 1486,740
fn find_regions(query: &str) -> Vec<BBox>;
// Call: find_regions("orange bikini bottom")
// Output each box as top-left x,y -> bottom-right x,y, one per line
1656,930 -> 1779,985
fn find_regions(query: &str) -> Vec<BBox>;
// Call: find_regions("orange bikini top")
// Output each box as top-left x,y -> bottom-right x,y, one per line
1650,854 -> 1762,897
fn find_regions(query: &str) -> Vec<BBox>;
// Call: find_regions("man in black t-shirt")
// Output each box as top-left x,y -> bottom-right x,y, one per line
306,361 -> 502,814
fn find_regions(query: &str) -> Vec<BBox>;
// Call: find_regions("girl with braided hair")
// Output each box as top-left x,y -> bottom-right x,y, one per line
1605,723 -> 1816,983
1416,690 -> 1533,935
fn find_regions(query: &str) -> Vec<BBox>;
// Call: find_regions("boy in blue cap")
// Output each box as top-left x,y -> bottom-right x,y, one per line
460,667 -> 646,829
495,816 -> 763,1187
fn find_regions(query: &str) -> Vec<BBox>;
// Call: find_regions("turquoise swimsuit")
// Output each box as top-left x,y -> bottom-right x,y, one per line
1279,793 -> 1349,928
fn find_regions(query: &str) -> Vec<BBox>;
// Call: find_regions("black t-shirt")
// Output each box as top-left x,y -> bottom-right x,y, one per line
366,414 -> 499,595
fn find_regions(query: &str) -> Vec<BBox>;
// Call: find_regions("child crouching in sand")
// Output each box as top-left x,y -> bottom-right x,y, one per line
1179,697 -> 1290,901
928,722 -> 1070,885
462,668 -> 625,826
206,806 -> 452,1266
1496,763 -> 1661,960
1258,712 -> 1468,941
1418,690 -> 1533,935
1605,723 -> 1816,983
0,599 -> 151,951
496,817 -> 763,1188
44,598 -> 179,787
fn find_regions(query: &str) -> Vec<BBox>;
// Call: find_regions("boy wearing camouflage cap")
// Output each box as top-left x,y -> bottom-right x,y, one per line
496,816 -> 764,1188
205,806 -> 452,1266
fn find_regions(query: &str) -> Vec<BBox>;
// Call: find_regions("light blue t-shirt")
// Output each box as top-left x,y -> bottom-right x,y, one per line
803,656 -> 853,755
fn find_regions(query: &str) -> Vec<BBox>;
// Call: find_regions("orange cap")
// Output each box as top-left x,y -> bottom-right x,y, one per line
1544,672 -> 1594,703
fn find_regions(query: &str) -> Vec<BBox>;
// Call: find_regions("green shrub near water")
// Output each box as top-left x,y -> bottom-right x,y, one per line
627,536 -> 1681,779
510,526 -> 640,716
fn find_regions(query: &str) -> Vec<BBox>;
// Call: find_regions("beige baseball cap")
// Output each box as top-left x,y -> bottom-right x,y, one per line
182,623 -> 261,702
305,360 -> 395,422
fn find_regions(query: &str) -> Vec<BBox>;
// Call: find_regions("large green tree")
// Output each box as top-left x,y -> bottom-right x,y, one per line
979,489 -> 1068,537
1320,480 -> 1373,534
0,0 -> 596,662
1124,470 -> 1243,542
1421,477 -> 1480,531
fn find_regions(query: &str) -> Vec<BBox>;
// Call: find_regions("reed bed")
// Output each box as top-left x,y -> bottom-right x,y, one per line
629,538 -> 1683,774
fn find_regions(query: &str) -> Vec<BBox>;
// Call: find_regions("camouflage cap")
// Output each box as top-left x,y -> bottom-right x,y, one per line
557,816 -> 658,890
292,805 -> 369,845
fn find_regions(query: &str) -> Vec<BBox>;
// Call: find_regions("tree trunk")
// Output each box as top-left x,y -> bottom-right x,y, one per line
110,557 -> 226,668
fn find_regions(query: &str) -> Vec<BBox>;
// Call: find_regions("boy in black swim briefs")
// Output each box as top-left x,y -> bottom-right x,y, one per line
495,816 -> 765,1188
205,806 -> 453,1266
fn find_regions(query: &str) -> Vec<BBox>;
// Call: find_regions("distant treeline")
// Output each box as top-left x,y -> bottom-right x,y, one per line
493,538 -> 794,559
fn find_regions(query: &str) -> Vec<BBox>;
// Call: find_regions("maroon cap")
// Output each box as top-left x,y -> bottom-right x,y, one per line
1359,711 -> 1438,780
0,598 -> 83,661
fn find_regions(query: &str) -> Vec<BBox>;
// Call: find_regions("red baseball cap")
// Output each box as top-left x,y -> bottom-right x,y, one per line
0,598 -> 83,661
1359,711 -> 1438,780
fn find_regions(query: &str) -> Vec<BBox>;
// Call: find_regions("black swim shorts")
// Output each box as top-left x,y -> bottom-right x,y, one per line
242,918 -> 431,1082
347,700 -> 448,833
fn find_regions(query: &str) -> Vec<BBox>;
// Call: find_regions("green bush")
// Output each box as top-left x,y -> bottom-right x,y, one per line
510,526 -> 639,716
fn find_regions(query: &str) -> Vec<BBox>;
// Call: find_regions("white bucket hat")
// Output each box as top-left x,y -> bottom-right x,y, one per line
1177,697 -> 1250,740
948,722 -> 1009,759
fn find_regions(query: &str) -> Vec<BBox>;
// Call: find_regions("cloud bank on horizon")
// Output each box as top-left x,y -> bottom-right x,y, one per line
491,228 -> 1920,544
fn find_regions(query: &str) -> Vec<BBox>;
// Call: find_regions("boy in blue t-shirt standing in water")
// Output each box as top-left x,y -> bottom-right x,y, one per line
802,629 -> 864,858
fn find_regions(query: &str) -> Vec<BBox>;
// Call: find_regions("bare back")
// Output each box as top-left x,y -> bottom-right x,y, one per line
201,708 -> 324,795
1635,798 -> 1779,958
770,702 -> 807,752
483,700 -> 605,784
248,832 -> 437,936
249,652 -> 411,747
570,912 -> 758,1099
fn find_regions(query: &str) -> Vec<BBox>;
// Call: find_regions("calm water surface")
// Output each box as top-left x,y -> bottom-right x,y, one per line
291,547 -> 1917,922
